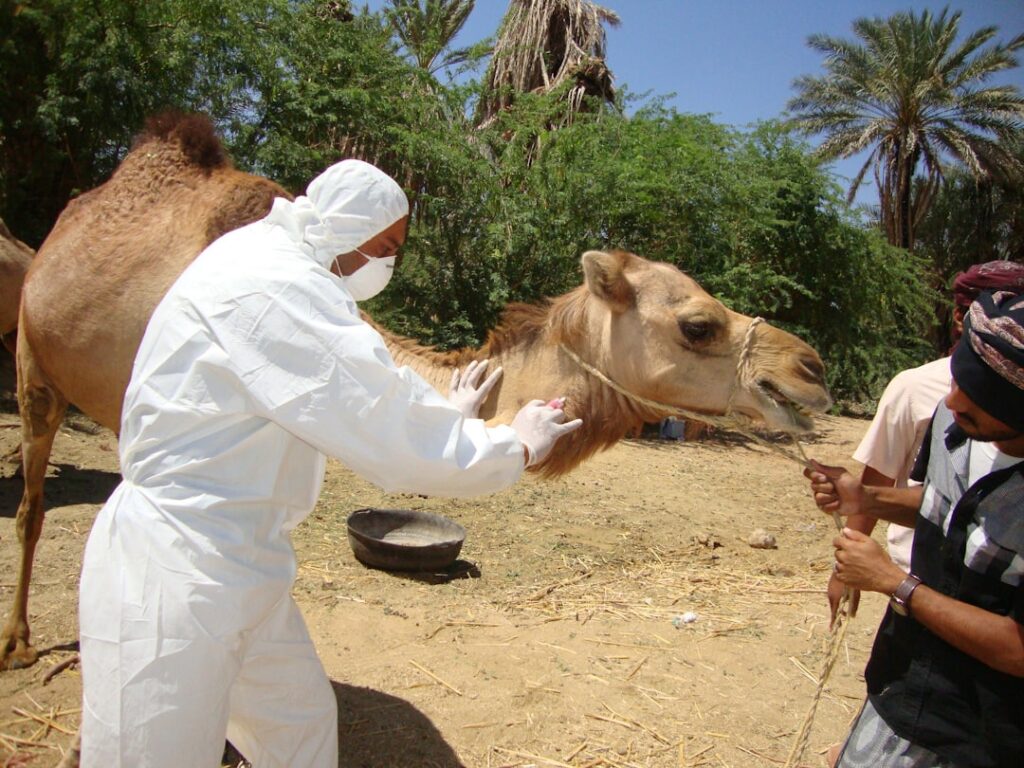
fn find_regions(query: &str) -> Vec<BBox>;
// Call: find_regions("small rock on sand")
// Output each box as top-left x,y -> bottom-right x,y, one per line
747,528 -> 777,549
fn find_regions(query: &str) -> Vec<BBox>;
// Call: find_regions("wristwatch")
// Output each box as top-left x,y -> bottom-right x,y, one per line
889,574 -> 922,617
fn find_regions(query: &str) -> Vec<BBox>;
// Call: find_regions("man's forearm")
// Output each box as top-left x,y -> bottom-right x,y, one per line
844,513 -> 878,536
860,485 -> 922,527
909,585 -> 1024,677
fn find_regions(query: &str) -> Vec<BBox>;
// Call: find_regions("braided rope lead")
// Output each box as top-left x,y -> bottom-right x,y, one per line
558,317 -> 851,767
783,591 -> 850,768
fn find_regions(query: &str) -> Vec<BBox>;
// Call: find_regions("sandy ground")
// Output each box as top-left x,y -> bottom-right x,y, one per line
0,355 -> 888,768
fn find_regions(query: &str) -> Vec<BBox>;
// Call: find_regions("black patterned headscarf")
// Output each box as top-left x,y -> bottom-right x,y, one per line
950,291 -> 1024,432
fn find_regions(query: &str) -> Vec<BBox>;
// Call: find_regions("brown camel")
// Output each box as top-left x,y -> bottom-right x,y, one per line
0,218 -> 34,353
5,113 -> 289,671
1,112 -> 831,672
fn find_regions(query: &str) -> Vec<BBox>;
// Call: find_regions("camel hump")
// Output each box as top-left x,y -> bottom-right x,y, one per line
134,110 -> 229,171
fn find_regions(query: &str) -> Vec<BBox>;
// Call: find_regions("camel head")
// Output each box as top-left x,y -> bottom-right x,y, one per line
376,248 -> 832,477
553,249 -> 831,434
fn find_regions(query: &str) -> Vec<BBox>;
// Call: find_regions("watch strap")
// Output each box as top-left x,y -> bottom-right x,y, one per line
890,573 -> 922,616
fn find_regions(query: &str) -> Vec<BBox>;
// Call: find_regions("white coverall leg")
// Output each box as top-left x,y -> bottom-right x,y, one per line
225,596 -> 337,767
80,490 -> 239,767
80,488 -> 337,768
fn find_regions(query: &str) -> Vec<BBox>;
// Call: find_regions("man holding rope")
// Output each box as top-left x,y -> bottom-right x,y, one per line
827,261 -> 1024,623
805,290 -> 1024,768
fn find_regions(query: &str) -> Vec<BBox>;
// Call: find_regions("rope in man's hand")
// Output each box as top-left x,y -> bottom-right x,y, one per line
783,445 -> 852,768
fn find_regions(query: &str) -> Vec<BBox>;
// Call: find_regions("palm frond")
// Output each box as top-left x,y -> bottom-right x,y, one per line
385,0 -> 477,74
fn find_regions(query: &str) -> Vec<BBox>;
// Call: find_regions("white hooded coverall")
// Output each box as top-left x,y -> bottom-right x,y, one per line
79,160 -> 525,767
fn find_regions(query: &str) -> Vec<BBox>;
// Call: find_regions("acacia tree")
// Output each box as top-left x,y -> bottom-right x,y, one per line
0,0 -> 285,246
787,8 -> 1024,250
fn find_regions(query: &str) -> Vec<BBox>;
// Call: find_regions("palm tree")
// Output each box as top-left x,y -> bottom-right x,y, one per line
384,0 -> 478,76
475,0 -> 619,129
787,7 -> 1024,250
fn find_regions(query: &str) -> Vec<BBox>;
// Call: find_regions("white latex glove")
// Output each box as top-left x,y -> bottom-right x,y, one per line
447,359 -> 503,419
510,397 -> 583,467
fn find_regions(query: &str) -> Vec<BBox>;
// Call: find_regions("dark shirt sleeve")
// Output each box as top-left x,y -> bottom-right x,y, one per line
910,414 -> 935,484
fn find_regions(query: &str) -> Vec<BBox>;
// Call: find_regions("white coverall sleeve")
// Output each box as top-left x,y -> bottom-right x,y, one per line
220,273 -> 525,498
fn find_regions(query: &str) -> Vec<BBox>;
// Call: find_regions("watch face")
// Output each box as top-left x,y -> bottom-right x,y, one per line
889,596 -> 908,616
890,575 -> 921,618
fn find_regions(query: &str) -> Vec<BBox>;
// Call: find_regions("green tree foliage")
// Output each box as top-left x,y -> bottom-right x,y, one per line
914,166 -> 1024,350
384,0 -> 482,77
0,0 -> 285,246
916,168 -> 1024,278
232,4 -> 423,189
788,8 -> 1024,250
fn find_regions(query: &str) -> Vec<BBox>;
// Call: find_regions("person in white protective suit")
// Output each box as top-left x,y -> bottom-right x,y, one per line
78,159 -> 582,768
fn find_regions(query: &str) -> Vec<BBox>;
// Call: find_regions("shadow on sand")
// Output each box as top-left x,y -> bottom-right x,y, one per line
0,463 -> 121,518
331,681 -> 467,768
224,683 -> 467,768
376,558 -> 482,586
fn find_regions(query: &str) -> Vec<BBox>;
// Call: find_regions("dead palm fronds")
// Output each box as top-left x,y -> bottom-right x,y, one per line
475,0 -> 620,129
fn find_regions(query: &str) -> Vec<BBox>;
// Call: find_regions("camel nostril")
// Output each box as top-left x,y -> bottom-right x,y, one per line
798,355 -> 825,385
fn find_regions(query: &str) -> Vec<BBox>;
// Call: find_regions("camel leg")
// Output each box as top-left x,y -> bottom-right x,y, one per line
0,338 -> 67,670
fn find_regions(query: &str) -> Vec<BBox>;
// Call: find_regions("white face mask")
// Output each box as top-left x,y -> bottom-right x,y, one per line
338,248 -> 396,302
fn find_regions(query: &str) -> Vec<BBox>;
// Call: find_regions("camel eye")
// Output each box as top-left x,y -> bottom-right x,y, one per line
679,320 -> 713,344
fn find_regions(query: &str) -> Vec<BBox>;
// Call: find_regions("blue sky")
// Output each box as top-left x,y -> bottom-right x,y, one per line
363,1 -> 1024,207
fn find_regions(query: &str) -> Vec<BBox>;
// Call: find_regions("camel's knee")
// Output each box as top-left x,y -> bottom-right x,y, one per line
13,382 -> 63,555
21,382 -> 65,440
14,493 -> 45,545
17,336 -> 68,440
16,377 -> 67,491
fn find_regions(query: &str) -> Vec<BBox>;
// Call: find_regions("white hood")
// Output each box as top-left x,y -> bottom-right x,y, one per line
263,159 -> 409,269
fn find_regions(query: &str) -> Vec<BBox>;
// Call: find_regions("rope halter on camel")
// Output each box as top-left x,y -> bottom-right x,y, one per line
559,316 -> 812,467
559,315 -> 850,768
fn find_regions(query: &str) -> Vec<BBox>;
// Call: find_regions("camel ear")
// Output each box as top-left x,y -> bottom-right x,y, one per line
581,250 -> 634,312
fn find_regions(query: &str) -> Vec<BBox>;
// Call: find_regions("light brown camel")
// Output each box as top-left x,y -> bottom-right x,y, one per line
0,218 -> 34,353
375,249 -> 829,477
1,112 -> 831,672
